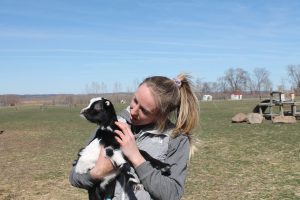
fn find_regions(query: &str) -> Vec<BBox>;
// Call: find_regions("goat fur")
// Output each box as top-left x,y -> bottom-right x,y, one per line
75,97 -> 170,190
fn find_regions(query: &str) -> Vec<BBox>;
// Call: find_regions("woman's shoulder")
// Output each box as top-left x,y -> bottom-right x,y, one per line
168,133 -> 190,153
171,132 -> 189,141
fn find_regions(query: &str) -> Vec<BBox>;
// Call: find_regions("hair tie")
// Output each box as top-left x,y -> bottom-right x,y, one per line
173,78 -> 182,87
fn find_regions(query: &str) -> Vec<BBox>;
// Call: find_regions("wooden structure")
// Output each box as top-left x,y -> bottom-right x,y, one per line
255,91 -> 300,118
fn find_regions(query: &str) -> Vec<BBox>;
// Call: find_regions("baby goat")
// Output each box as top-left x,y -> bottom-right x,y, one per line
74,97 -> 170,190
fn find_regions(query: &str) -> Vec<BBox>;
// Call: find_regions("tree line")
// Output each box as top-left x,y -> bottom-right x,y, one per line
1,65 -> 300,106
83,65 -> 300,96
195,65 -> 300,97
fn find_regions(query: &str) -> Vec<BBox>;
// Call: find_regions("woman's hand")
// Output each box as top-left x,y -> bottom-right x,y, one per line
114,121 -> 146,168
89,145 -> 115,180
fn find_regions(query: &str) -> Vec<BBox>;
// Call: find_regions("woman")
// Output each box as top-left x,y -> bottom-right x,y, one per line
70,73 -> 199,200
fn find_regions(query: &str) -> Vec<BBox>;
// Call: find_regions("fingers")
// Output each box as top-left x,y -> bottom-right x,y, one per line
115,121 -> 134,138
115,121 -> 131,134
114,121 -> 134,145
114,129 -> 124,141
114,132 -> 123,144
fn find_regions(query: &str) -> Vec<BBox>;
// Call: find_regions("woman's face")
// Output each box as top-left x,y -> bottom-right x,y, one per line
129,83 -> 157,126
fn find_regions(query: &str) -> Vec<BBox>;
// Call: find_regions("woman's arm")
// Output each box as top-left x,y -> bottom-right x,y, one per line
69,166 -> 98,189
89,148 -> 115,180
135,136 -> 189,200
69,131 -> 115,189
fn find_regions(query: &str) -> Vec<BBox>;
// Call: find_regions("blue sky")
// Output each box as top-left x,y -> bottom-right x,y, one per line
1,0 -> 299,94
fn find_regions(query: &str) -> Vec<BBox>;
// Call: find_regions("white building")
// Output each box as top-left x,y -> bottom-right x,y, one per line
202,95 -> 213,101
230,92 -> 242,100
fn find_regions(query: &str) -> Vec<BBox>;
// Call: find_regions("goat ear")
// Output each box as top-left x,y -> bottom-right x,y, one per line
105,100 -> 110,106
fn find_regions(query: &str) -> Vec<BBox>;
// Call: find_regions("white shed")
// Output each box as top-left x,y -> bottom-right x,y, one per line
231,92 -> 242,100
202,95 -> 213,101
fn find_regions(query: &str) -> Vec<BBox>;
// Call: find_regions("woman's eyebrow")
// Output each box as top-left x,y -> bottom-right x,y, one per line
140,106 -> 152,114
135,96 -> 153,114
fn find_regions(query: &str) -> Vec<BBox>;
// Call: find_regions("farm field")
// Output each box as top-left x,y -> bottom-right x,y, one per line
0,100 -> 299,200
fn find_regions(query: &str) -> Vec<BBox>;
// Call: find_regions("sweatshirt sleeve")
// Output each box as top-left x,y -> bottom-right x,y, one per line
69,167 -> 99,189
69,130 -> 99,189
134,135 -> 190,200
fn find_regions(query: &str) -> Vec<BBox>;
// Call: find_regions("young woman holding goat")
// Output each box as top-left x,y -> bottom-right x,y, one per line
70,73 -> 199,200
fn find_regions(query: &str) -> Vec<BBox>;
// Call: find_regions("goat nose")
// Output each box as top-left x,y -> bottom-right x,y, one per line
80,108 -> 86,114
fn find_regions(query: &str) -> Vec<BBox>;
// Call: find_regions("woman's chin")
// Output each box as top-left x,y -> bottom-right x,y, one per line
130,117 -> 138,125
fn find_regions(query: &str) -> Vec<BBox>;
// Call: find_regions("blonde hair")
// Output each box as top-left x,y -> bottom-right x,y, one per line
140,73 -> 200,158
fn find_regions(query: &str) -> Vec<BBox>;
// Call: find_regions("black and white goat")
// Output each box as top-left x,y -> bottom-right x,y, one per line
75,97 -> 170,190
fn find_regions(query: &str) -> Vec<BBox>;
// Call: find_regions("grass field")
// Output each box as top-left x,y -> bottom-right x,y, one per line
0,100 -> 299,200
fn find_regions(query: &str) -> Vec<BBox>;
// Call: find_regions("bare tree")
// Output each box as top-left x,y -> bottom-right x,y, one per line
287,65 -> 300,93
277,78 -> 288,92
65,95 -> 74,108
0,95 -> 20,106
85,82 -> 99,94
247,78 -> 256,94
201,82 -> 213,94
100,82 -> 108,93
195,78 -> 202,93
194,78 -> 216,99
85,81 -> 107,95
224,68 -> 249,92
252,68 -> 272,98
112,81 -> 122,103
210,82 -> 218,93
217,76 -> 228,93
91,81 -> 101,94
132,78 -> 140,92
113,81 -> 122,93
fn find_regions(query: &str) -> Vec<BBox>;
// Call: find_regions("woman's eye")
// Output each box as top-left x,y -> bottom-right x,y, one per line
141,109 -> 150,115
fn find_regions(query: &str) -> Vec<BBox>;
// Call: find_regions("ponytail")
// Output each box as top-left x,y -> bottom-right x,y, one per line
172,73 -> 200,158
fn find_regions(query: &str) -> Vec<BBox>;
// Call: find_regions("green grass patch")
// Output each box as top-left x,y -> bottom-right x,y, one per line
0,100 -> 299,199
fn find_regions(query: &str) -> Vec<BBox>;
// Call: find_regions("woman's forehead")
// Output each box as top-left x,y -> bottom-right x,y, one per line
135,84 -> 157,112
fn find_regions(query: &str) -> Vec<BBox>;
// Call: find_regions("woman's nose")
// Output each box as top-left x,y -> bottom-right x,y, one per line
131,105 -> 139,117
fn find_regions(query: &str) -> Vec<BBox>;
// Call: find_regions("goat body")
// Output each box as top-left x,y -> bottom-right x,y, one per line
75,97 -> 170,190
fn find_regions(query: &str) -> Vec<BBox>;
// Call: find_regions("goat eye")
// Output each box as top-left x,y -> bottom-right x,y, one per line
94,103 -> 101,111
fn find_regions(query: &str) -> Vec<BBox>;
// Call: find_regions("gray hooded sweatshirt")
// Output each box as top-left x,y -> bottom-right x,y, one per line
69,107 -> 190,200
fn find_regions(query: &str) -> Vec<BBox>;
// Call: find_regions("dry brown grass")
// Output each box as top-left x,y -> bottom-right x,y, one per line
0,130 -> 86,200
0,101 -> 299,199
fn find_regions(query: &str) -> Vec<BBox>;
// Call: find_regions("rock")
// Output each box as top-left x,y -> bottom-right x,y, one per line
247,113 -> 264,124
272,116 -> 296,124
232,113 -> 247,123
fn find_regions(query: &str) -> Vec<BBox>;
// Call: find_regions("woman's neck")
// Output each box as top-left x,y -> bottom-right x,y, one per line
131,123 -> 154,134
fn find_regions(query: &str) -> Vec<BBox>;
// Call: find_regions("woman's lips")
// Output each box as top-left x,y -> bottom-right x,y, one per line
130,114 -> 138,122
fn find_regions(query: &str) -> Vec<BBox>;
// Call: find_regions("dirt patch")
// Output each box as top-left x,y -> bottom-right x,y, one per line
0,179 -> 86,200
0,130 -> 86,199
